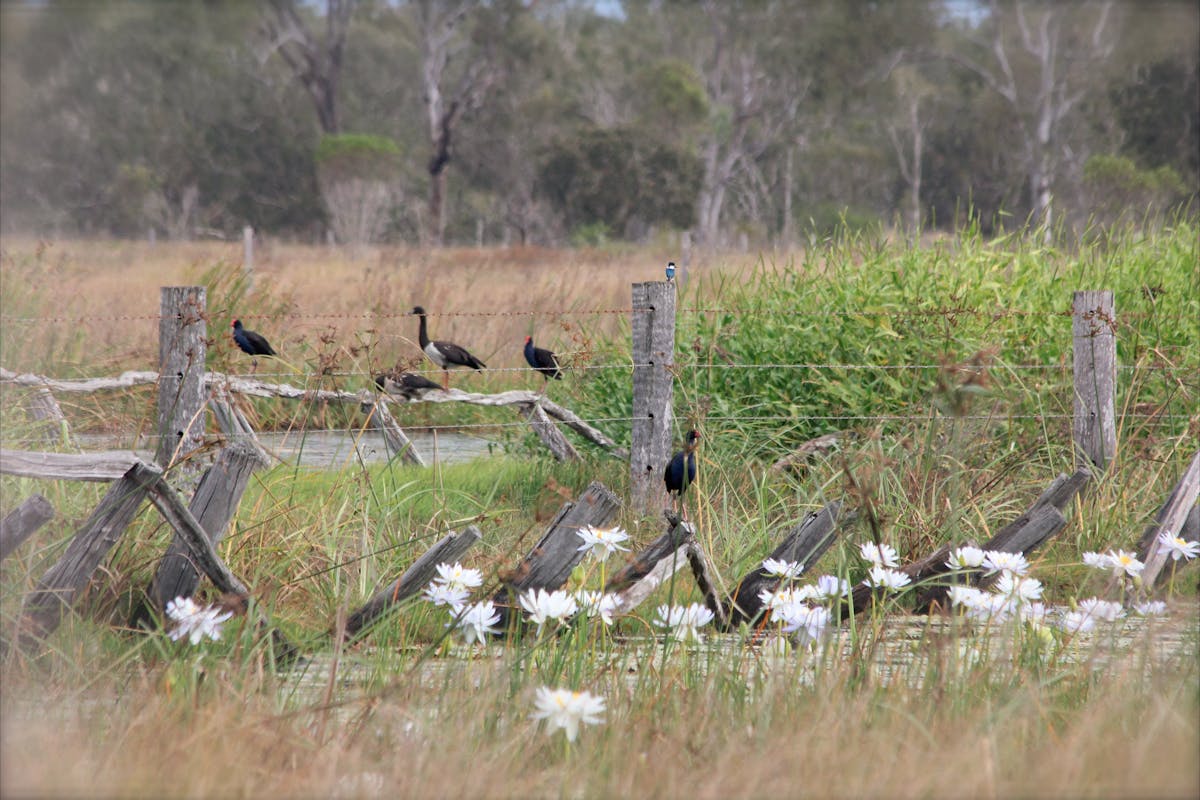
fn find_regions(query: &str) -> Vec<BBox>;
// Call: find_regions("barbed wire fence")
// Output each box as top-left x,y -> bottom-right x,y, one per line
1,286 -> 1195,487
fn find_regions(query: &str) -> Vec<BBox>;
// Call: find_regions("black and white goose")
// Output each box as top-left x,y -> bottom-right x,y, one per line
411,306 -> 486,389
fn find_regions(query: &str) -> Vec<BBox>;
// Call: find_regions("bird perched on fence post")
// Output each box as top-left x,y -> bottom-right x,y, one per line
524,336 -> 562,390
665,261 -> 676,283
412,306 -> 486,390
231,319 -> 276,373
664,429 -> 700,517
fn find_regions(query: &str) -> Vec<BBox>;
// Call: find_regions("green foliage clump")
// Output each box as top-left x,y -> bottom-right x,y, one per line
1083,154 -> 1189,227
314,133 -> 404,182
575,224 -> 1199,460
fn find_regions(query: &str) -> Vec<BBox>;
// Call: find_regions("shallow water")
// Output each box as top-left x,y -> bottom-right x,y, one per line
75,429 -> 497,467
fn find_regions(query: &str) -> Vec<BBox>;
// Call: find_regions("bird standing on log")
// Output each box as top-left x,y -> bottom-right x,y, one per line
524,336 -> 562,388
664,429 -> 700,516
231,319 -> 276,373
374,369 -> 442,400
412,306 -> 486,390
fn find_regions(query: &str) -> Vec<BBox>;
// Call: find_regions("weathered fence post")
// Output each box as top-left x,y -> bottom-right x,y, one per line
0,494 -> 55,562
18,465 -> 156,645
25,387 -> 73,447
1072,290 -> 1117,471
156,287 -> 207,479
630,281 -> 676,515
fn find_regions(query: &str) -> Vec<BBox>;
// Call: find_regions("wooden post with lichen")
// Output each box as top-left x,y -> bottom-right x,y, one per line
630,281 -> 676,516
156,286 -> 207,481
1073,290 -> 1117,472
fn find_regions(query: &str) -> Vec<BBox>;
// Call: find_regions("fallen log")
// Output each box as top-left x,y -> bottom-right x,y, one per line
518,401 -> 580,462
343,525 -> 482,639
25,387 -> 74,447
358,392 -> 425,466
604,519 -> 693,613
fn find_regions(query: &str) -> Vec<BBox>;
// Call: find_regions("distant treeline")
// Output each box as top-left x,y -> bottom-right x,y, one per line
1,0 -> 1195,245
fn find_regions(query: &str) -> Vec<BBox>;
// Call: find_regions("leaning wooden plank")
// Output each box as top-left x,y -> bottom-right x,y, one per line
138,463 -> 297,659
724,501 -> 844,628
18,465 -> 155,646
537,397 -> 627,458
610,543 -> 691,614
149,441 -> 267,612
25,387 -> 74,446
208,385 -> 275,465
686,539 -> 730,630
1136,450 -> 1200,592
605,519 -> 693,594
519,401 -> 580,462
0,494 -> 55,562
138,463 -> 254,599
986,467 -> 1091,552
359,394 -> 425,466
493,481 -> 621,624
342,526 -> 482,639
0,448 -> 142,482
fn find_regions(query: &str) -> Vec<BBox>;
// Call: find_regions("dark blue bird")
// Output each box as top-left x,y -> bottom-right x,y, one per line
664,429 -> 700,513
524,336 -> 562,383
665,261 -> 676,282
232,319 -> 276,372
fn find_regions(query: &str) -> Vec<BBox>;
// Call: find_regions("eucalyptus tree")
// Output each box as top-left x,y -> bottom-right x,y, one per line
946,0 -> 1119,237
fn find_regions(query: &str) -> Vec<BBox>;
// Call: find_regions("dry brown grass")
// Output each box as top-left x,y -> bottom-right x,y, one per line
2,649 -> 1196,800
0,237 -> 767,378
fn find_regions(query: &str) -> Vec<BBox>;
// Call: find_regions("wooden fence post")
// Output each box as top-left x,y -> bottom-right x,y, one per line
630,281 -> 676,516
242,225 -> 254,286
1073,290 -> 1117,471
156,287 -> 207,478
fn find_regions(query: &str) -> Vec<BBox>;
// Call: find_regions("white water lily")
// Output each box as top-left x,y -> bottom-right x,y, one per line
1076,597 -> 1125,622
758,586 -> 806,610
946,546 -> 987,570
1133,600 -> 1167,617
530,687 -> 606,742
859,542 -> 900,568
865,565 -> 911,592
1105,550 -> 1144,579
1082,551 -> 1112,570
574,590 -> 620,626
1056,610 -> 1096,634
576,525 -> 631,559
424,581 -> 469,611
434,562 -> 483,591
994,572 -> 1044,604
982,550 -> 1029,576
773,602 -> 831,645
456,601 -> 502,645
761,558 -> 804,580
519,588 -> 579,635
654,603 -> 715,642
1156,531 -> 1199,561
166,596 -> 233,645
